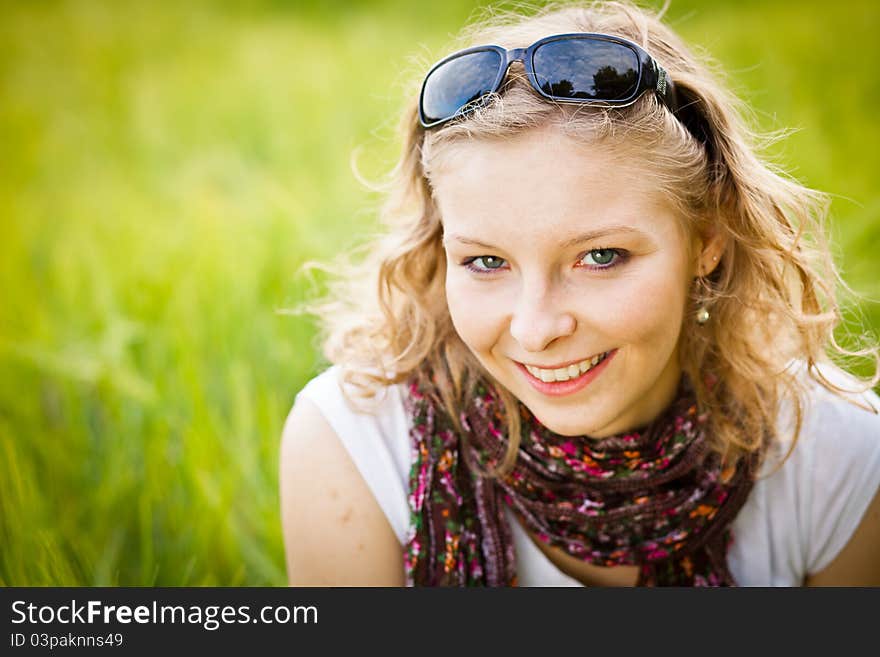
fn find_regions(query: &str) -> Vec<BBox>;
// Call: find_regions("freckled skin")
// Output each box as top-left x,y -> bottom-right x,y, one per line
433,126 -> 703,438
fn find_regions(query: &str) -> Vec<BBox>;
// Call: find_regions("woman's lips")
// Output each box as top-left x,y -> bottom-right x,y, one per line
516,349 -> 617,397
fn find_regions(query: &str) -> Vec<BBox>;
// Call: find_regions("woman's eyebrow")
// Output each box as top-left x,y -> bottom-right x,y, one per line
443,225 -> 645,249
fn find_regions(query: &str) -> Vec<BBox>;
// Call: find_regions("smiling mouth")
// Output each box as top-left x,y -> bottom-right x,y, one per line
520,351 -> 612,383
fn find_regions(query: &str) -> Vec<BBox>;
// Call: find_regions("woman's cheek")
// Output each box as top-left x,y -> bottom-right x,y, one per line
597,271 -> 687,344
445,275 -> 510,352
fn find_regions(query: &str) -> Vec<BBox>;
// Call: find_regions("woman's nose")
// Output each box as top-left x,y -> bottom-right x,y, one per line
509,283 -> 577,353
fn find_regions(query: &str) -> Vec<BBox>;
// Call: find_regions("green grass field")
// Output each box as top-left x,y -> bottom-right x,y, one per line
1,0 -> 878,585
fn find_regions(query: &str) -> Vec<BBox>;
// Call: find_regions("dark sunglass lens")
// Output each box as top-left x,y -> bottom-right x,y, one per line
421,50 -> 503,124
533,39 -> 639,101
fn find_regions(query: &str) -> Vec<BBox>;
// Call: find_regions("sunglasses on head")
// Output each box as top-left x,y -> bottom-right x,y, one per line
418,32 -> 679,129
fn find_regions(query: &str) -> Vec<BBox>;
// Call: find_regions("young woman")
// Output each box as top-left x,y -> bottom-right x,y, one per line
280,1 -> 880,586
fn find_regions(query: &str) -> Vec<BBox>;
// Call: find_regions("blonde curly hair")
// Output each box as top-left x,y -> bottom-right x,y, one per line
297,0 -> 878,477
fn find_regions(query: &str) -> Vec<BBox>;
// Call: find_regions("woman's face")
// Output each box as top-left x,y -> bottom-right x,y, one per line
433,125 -> 702,437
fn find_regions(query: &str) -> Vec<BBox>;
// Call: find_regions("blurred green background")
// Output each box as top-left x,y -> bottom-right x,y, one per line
1,0 -> 877,585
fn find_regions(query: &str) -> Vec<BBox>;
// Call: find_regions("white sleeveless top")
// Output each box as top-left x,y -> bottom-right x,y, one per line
291,364 -> 880,586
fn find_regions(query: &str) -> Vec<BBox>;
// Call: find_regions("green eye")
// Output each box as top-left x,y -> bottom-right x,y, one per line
584,249 -> 617,267
462,255 -> 508,275
475,256 -> 505,269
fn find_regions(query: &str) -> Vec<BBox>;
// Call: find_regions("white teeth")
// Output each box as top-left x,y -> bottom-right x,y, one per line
524,351 -> 609,383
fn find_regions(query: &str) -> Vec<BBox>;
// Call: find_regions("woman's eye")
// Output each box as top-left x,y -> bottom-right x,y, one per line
462,249 -> 626,275
463,256 -> 507,273
580,248 -> 624,269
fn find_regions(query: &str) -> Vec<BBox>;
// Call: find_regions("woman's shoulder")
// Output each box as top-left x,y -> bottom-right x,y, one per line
770,361 -> 880,468
743,361 -> 880,579
294,364 -> 412,441
761,361 -> 880,509
280,366 -> 408,584
289,364 -> 413,544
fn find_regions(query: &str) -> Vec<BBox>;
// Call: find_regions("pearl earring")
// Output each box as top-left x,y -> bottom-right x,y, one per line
695,255 -> 717,325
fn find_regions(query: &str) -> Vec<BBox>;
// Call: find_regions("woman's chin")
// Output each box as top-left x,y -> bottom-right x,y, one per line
525,406 -> 616,438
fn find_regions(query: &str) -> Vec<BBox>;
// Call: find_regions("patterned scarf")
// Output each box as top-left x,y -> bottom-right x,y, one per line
402,368 -> 762,586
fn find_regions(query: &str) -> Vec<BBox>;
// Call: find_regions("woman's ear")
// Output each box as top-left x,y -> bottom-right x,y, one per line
693,224 -> 728,277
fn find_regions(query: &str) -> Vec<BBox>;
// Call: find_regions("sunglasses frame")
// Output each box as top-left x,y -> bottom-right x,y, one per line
418,32 -> 678,129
